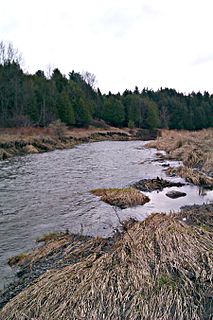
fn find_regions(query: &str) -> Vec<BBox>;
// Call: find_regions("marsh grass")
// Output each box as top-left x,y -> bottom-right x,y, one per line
8,253 -> 30,267
166,166 -> 213,187
7,232 -> 72,268
0,126 -> 133,160
36,231 -> 69,244
91,187 -> 150,208
147,129 -> 213,182
1,206 -> 213,320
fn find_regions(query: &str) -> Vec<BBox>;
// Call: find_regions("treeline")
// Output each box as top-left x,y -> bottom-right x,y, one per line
0,42 -> 212,129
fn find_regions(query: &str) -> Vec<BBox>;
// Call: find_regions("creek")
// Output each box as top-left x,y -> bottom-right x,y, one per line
0,140 -> 212,289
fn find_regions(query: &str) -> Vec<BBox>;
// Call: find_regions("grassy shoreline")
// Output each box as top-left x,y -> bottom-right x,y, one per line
0,126 -> 159,160
0,203 -> 212,319
146,129 -> 213,191
0,128 -> 213,319
147,129 -> 213,176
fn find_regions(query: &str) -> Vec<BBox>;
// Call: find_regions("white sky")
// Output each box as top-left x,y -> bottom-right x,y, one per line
1,0 -> 213,94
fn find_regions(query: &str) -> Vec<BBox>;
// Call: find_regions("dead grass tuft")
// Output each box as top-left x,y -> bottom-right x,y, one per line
36,231 -> 69,244
146,129 -> 213,178
8,253 -> 30,267
8,234 -> 72,268
1,207 -> 213,320
0,126 -> 134,159
166,166 -> 213,187
91,187 -> 150,208
177,204 -> 213,229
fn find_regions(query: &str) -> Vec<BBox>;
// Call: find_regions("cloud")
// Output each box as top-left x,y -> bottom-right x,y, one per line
193,54 -> 213,66
1,0 -> 213,94
142,4 -> 159,16
96,2 -> 160,38
94,7 -> 140,38
0,20 -> 18,35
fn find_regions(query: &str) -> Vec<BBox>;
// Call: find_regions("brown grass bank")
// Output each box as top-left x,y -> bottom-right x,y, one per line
0,125 -> 158,160
0,204 -> 212,320
0,126 -> 134,160
91,187 -> 150,208
166,166 -> 213,187
147,129 -> 213,184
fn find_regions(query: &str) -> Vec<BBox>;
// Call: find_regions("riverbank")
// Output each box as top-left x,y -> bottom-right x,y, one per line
0,203 -> 212,319
0,129 -> 212,319
146,128 -> 213,178
0,126 -> 158,160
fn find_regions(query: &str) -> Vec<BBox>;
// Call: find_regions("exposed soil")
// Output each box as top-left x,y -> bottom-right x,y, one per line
0,127 -> 157,160
132,177 -> 185,192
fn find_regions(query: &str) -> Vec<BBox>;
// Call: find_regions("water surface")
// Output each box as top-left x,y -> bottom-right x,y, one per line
0,141 -> 212,288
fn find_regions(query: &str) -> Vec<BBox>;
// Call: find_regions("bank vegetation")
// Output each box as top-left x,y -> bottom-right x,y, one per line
91,187 -> 150,209
0,204 -> 212,320
147,128 -> 213,186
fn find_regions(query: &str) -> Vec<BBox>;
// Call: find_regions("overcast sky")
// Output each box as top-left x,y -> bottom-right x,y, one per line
1,0 -> 213,94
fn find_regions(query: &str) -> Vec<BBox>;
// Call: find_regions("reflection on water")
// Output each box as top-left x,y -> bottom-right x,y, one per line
0,141 -> 212,289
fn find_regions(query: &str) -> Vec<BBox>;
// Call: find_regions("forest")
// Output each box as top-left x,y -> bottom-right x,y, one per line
0,42 -> 213,130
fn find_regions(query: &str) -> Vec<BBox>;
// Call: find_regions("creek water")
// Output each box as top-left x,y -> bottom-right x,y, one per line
0,140 -> 212,289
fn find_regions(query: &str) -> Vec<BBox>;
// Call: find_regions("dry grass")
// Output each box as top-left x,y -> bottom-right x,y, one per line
177,204 -> 213,229
8,253 -> 30,267
36,231 -> 70,244
7,232 -> 110,270
0,128 -> 53,142
146,129 -> 213,177
8,233 -> 72,268
0,126 -> 133,160
0,126 -> 129,141
166,166 -> 213,187
91,187 -> 150,208
1,207 -> 213,320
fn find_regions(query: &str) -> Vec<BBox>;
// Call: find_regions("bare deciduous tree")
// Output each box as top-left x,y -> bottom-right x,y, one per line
81,70 -> 97,89
0,41 -> 23,66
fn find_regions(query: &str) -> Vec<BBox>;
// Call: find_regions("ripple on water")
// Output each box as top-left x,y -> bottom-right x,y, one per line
0,140 -> 212,289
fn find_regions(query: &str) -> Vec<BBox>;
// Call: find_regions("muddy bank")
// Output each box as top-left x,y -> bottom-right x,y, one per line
0,127 -> 158,160
0,203 -> 212,319
132,177 -> 185,192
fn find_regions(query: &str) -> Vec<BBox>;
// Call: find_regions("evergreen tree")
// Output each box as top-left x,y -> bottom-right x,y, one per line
123,94 -> 142,127
68,80 -> 91,126
102,95 -> 125,126
56,91 -> 75,126
0,41 -> 213,130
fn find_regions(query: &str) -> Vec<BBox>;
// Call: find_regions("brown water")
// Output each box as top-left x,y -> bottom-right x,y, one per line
0,141 -> 212,289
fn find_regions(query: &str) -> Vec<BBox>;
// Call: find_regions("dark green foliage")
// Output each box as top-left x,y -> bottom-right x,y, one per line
56,91 -> 75,126
102,95 -> 125,126
0,62 -> 25,126
123,94 -> 142,127
68,80 -> 91,127
51,68 -> 68,93
128,120 -> 135,129
145,100 -> 160,129
0,42 -> 212,129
